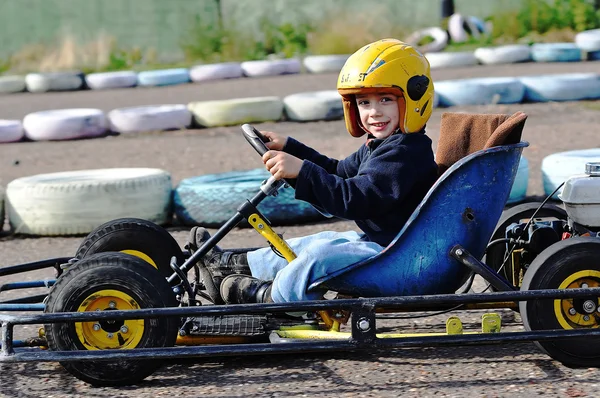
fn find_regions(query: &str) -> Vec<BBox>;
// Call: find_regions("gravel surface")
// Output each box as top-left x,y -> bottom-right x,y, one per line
1,61 -> 600,397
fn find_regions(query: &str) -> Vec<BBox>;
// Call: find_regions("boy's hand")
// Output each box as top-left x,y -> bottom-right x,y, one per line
260,131 -> 288,151
263,150 -> 303,180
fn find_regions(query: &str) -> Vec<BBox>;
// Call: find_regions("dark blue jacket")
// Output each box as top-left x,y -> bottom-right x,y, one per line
284,131 -> 438,246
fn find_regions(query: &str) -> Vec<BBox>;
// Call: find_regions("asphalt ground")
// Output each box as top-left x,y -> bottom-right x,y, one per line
1,60 -> 600,397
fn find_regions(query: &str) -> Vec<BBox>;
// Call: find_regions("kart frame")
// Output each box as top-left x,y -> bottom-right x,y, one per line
2,123 -> 600,376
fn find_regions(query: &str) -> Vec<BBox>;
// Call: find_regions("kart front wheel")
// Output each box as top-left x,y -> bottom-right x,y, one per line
44,252 -> 179,386
520,237 -> 600,368
74,218 -> 184,281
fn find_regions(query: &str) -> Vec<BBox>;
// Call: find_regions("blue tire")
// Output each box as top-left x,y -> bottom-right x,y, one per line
507,156 -> 528,204
173,169 -> 324,227
531,43 -> 582,63
520,73 -> 600,102
137,69 -> 190,87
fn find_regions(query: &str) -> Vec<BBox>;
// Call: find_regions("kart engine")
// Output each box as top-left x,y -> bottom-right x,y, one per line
503,162 -> 600,274
560,162 -> 600,231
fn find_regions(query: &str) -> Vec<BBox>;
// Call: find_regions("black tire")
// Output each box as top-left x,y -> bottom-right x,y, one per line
519,237 -> 600,368
485,202 -> 567,284
45,252 -> 179,386
75,218 -> 184,280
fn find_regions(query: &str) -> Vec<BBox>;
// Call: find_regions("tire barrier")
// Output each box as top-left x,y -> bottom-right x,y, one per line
303,55 -> 350,74
173,168 -> 323,227
283,91 -> 343,122
474,45 -> 531,65
0,75 -> 26,94
2,29 -> 600,97
425,51 -> 478,69
188,96 -> 284,127
6,168 -> 172,235
520,73 -> 600,102
85,71 -> 138,90
575,29 -> 600,52
542,149 -> 600,199
405,27 -> 449,53
108,105 -> 192,133
137,68 -> 190,87
25,72 -> 84,93
473,77 -> 526,104
189,62 -> 244,82
23,109 -> 107,141
1,71 -> 599,143
448,13 -> 485,43
507,156 -> 529,204
434,80 -> 496,106
439,77 -> 526,105
0,120 -> 25,143
531,43 -> 583,63
241,59 -> 301,77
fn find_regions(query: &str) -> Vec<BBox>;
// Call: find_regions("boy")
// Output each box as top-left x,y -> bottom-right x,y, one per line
192,38 -> 439,304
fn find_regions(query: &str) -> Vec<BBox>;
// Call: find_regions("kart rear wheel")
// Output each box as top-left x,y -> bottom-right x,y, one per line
519,237 -> 600,368
485,202 -> 566,285
75,218 -> 184,280
45,252 -> 179,386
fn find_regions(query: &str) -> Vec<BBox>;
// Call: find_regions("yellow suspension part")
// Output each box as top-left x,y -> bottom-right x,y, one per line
248,213 -> 296,262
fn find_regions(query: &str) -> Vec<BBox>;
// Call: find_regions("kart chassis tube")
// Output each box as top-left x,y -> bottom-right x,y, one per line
2,287 -> 600,362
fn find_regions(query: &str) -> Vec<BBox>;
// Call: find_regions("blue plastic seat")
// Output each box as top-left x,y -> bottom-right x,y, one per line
308,141 -> 529,297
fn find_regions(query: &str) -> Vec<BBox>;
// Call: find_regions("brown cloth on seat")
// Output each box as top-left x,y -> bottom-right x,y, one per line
435,111 -> 527,175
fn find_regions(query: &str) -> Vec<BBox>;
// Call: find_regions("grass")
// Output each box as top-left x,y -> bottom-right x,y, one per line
0,0 -> 598,75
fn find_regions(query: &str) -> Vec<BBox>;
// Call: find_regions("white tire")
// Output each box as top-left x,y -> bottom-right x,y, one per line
425,51 -> 478,69
241,59 -> 300,77
0,75 -> 26,94
85,71 -> 138,90
519,73 -> 600,102
507,156 -> 529,204
137,68 -> 190,87
0,120 -> 25,143
189,62 -> 243,82
448,13 -> 481,43
23,109 -> 107,141
6,168 -> 172,236
283,91 -> 343,122
542,149 -> 600,198
405,27 -> 449,53
108,105 -> 192,133
188,97 -> 284,127
575,29 -> 600,52
434,80 -> 496,106
25,72 -> 83,93
303,55 -> 350,73
474,45 -> 531,65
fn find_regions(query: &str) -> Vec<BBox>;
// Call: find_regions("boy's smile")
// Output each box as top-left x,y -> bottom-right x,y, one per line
355,93 -> 400,139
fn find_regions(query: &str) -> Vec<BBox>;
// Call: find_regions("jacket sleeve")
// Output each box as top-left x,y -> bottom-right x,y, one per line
294,144 -> 420,220
284,137 -> 360,177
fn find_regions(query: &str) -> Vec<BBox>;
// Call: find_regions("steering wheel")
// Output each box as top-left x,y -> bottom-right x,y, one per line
240,123 -> 334,219
241,123 -> 270,156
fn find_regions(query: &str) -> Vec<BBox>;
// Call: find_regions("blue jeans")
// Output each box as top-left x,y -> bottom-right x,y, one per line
247,230 -> 383,302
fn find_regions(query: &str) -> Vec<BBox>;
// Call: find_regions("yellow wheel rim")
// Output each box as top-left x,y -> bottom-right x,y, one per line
554,270 -> 600,330
75,289 -> 145,350
120,250 -> 158,269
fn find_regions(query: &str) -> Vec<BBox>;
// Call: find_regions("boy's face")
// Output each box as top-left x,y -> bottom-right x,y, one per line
355,93 -> 400,139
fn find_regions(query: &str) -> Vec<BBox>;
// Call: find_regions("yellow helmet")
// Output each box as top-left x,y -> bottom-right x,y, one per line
337,38 -> 434,136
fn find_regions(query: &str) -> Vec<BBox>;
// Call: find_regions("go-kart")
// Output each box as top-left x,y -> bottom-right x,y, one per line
1,122 -> 600,387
